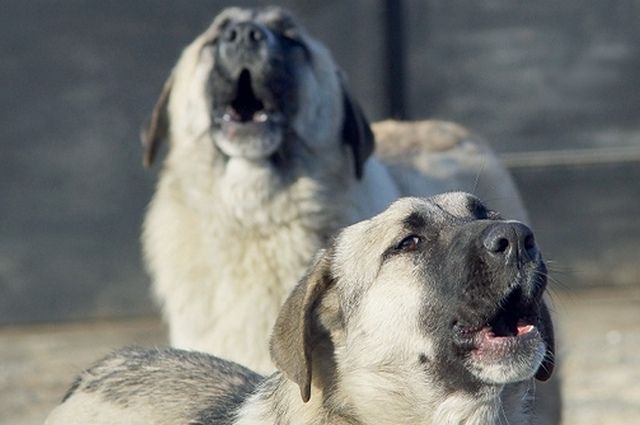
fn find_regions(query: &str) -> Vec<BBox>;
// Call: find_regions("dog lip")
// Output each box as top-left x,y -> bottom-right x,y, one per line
469,323 -> 541,359
475,320 -> 536,341
453,287 -> 540,348
453,322 -> 484,338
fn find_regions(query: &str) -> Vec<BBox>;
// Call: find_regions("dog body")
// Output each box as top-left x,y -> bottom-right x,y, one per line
49,194 -> 554,425
146,155 -> 397,370
143,7 -> 400,370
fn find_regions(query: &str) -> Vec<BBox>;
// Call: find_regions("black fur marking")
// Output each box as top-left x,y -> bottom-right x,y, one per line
466,197 -> 489,220
403,211 -> 426,232
61,376 -> 82,403
381,211 -> 433,263
340,87 -> 374,180
412,209 -> 549,395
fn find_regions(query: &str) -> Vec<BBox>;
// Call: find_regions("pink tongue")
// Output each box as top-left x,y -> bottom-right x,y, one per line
517,324 -> 534,336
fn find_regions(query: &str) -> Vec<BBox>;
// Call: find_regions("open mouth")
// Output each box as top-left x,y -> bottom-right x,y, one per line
222,69 -> 269,124
454,287 -> 541,358
213,68 -> 286,159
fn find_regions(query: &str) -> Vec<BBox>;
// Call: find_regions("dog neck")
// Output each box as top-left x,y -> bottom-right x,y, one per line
219,157 -> 289,224
236,332 -> 532,425
165,144 -> 350,228
234,372 -> 358,425
431,383 -> 533,425
219,156 -> 339,228
234,372 -> 532,425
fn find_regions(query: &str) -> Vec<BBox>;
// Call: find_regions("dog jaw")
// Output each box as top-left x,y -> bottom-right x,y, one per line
214,118 -> 285,159
466,325 -> 547,384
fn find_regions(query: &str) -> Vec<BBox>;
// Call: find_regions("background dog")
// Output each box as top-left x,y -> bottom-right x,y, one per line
142,3 -> 527,367
141,6 -> 558,422
48,194 -> 554,425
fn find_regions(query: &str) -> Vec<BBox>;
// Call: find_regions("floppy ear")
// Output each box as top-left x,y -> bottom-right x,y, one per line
269,250 -> 333,403
535,301 -> 555,381
141,73 -> 174,168
340,80 -> 374,180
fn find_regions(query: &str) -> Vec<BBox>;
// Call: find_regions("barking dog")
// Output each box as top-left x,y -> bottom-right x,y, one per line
48,194 -> 554,425
141,5 -> 528,372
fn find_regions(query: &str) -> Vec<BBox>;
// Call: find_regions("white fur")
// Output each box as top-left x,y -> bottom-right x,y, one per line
46,393 -> 158,425
145,153 -> 398,371
48,196 -> 542,425
143,10 -> 529,377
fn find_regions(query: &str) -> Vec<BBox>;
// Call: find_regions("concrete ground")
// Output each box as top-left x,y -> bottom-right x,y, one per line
1,287 -> 639,425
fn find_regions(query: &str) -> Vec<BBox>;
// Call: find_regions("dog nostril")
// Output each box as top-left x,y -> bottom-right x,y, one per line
483,222 -> 537,261
485,236 -> 510,254
495,237 -> 510,253
524,233 -> 537,258
524,234 -> 535,251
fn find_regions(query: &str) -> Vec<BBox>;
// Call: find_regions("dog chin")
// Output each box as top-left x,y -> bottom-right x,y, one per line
466,329 -> 547,384
214,124 -> 283,160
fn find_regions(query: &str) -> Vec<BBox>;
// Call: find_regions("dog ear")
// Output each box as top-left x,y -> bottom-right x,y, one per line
535,300 -> 555,381
340,78 -> 374,180
141,73 -> 174,168
269,250 -> 333,403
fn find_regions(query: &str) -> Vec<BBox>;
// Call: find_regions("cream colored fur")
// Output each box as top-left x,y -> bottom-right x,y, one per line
143,8 -> 528,373
48,195 -> 547,425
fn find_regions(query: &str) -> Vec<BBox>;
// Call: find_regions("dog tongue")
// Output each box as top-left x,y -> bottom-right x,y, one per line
517,324 -> 534,336
481,323 -> 535,344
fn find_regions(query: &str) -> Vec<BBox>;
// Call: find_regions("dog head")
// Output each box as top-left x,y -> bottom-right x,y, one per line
270,193 -> 554,418
142,6 -> 372,180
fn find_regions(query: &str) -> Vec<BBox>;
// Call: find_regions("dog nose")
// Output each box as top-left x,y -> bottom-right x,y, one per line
221,22 -> 268,49
483,222 -> 538,262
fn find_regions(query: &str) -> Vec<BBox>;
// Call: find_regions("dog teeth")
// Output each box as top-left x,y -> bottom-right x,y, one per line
222,113 -> 232,122
255,112 -> 268,122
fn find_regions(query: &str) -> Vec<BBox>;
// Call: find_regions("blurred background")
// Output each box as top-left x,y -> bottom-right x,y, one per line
2,1 -> 639,424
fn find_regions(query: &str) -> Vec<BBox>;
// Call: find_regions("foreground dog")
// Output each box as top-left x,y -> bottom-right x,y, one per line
48,194 -> 554,425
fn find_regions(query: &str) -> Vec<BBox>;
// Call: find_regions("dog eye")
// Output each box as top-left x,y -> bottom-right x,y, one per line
396,235 -> 422,251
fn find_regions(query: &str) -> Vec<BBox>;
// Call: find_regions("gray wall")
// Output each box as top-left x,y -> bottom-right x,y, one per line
2,0 -> 639,324
403,0 -> 640,290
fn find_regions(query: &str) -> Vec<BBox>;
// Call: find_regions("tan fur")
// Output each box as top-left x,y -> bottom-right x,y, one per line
48,195 -> 552,425
372,119 -> 529,222
142,7 -> 558,423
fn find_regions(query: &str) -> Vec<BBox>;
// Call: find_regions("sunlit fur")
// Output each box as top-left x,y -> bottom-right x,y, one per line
142,7 -> 530,376
47,194 -> 549,425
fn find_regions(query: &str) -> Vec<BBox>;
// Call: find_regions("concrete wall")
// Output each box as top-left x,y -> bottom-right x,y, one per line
1,0 -> 638,323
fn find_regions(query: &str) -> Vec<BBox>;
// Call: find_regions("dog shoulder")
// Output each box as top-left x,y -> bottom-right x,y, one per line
371,119 -> 491,195
371,119 -> 487,193
372,119 -> 478,158
372,120 -> 529,222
